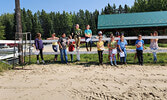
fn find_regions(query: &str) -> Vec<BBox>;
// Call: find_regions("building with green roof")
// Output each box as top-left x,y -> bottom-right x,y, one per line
98,11 -> 167,34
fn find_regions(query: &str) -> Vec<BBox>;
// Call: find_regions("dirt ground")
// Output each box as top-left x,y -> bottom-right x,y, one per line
0,64 -> 167,100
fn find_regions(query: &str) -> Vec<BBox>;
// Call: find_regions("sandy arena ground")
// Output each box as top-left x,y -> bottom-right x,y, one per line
0,64 -> 167,100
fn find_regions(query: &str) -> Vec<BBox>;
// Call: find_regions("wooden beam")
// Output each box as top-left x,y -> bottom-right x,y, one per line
15,0 -> 23,64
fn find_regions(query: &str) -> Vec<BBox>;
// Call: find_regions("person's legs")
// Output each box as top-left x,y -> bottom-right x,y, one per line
37,55 -> 39,61
124,55 -> 127,64
101,51 -> 103,64
37,54 -> 39,64
85,37 -> 89,51
78,37 -> 81,47
153,52 -> 157,62
40,49 -> 45,63
137,50 -> 141,65
98,51 -> 101,64
152,48 -> 157,62
74,35 -> 78,47
141,50 -> 143,65
70,54 -> 73,62
40,49 -> 44,60
114,55 -> 117,65
52,45 -> 58,61
117,47 -> 120,61
63,49 -> 68,63
76,48 -> 80,61
120,57 -> 123,63
60,49 -> 64,63
110,53 -> 113,65
123,49 -> 127,64
89,39 -> 92,51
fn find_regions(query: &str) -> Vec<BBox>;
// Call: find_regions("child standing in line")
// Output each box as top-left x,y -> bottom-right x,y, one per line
47,33 -> 59,62
68,35 -> 75,62
135,35 -> 144,66
108,34 -> 117,66
35,33 -> 45,64
118,35 -> 128,65
58,33 -> 69,64
97,36 -> 104,65
150,31 -> 159,63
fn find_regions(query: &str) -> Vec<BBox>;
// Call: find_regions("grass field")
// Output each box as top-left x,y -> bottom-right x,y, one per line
0,53 -> 167,72
25,53 -> 167,66
0,62 -> 12,72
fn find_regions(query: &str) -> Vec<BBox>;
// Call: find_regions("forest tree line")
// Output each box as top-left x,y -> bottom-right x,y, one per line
0,0 -> 167,40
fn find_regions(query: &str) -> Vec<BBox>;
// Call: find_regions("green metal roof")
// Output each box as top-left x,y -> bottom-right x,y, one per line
98,11 -> 167,30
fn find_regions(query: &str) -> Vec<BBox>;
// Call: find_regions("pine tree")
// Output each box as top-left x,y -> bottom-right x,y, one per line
0,22 -> 5,39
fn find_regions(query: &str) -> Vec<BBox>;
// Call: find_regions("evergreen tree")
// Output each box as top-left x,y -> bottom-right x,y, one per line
0,23 -> 5,39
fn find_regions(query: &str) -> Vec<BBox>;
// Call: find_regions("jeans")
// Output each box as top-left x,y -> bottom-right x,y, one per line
70,54 -> 73,62
52,45 -> 58,59
85,37 -> 92,50
151,48 -> 157,62
120,48 -> 127,63
137,50 -> 143,65
37,49 -> 44,60
60,49 -> 68,63
98,50 -> 103,64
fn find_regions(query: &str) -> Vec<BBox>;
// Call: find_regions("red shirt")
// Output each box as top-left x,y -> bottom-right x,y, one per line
69,42 -> 75,52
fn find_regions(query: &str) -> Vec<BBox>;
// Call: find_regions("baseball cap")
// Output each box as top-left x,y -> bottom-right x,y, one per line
98,31 -> 102,35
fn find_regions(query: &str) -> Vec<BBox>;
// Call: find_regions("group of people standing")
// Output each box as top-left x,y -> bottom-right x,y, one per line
35,24 -> 93,64
34,24 -> 159,66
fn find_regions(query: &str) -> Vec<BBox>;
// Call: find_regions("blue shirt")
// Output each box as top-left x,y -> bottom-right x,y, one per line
84,29 -> 92,37
117,39 -> 128,49
135,40 -> 144,50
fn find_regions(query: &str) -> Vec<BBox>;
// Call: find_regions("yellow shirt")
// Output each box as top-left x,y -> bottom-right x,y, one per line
52,42 -> 58,45
97,41 -> 104,51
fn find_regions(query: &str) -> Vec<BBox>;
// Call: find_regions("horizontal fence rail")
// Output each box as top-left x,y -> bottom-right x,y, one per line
1,36 -> 167,44
23,49 -> 167,56
1,36 -> 167,61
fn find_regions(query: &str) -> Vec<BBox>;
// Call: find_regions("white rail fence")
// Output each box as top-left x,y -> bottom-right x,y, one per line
0,36 -> 167,60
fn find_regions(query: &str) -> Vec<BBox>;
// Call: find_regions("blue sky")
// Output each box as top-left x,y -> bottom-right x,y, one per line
0,0 -> 135,15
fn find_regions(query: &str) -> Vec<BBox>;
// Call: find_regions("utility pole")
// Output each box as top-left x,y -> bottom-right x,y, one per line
15,0 -> 24,64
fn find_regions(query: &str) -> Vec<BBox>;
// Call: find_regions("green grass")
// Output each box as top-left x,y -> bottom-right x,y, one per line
25,53 -> 167,66
0,61 -> 12,72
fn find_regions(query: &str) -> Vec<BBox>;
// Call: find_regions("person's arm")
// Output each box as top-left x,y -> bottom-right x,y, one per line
135,41 -> 139,48
143,41 -> 145,50
58,38 -> 62,49
150,33 -> 153,42
42,41 -> 44,50
97,42 -> 100,48
55,37 -> 59,40
35,39 -> 39,50
80,30 -> 83,36
119,45 -> 123,52
58,42 -> 61,49
67,38 -> 70,46
47,37 -> 53,40
108,43 -> 110,50
125,40 -> 128,48
90,30 -> 92,38
85,33 -> 89,37
114,42 -> 117,49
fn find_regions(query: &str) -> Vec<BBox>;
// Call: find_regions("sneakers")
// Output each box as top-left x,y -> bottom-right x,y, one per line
37,60 -> 45,64
42,60 -> 45,64
37,60 -> 39,64
110,63 -> 114,66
